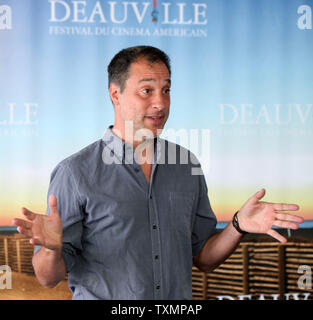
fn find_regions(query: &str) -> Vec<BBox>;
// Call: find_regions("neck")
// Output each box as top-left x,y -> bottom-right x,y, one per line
112,124 -> 157,149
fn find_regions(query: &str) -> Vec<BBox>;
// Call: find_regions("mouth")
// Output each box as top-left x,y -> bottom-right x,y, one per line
144,114 -> 165,126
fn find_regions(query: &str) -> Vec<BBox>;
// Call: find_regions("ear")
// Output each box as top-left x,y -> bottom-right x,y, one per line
109,83 -> 121,108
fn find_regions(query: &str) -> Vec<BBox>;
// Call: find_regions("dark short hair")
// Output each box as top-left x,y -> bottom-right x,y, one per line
107,45 -> 171,93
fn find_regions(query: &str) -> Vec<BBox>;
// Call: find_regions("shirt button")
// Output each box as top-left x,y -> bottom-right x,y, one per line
152,224 -> 157,230
134,167 -> 140,172
154,255 -> 159,260
149,195 -> 152,199
156,285 -> 160,290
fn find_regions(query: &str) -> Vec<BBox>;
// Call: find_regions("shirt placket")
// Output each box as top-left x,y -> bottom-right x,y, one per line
130,139 -> 164,299
148,162 -> 163,299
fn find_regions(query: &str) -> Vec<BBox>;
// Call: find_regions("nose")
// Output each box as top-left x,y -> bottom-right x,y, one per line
152,91 -> 169,111
153,105 -> 162,111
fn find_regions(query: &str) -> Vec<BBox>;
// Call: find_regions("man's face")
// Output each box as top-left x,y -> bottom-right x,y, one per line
111,58 -> 171,140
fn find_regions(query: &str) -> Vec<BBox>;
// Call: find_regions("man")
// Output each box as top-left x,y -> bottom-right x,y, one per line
12,46 -> 303,300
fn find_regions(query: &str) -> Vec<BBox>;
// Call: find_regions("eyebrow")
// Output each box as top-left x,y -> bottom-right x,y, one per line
138,78 -> 171,85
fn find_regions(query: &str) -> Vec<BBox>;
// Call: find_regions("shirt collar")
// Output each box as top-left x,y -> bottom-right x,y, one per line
102,125 -> 162,165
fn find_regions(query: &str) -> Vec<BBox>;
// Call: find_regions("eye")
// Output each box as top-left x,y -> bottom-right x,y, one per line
163,88 -> 171,94
141,88 -> 151,94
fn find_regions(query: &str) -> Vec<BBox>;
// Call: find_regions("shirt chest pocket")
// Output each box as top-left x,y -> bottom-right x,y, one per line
169,191 -> 195,235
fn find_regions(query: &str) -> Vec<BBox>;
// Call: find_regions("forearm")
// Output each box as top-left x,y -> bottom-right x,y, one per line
193,222 -> 244,272
32,247 -> 66,288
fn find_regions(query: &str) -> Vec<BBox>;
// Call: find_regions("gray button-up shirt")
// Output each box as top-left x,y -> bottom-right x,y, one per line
35,126 -> 217,300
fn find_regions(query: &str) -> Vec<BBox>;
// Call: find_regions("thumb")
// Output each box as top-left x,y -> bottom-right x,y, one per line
48,194 -> 59,217
248,188 -> 266,205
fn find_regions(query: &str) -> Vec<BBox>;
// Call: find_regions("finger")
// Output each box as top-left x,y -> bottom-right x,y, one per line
247,188 -> 266,205
21,207 -> 37,221
16,226 -> 33,238
267,229 -> 287,243
275,213 -> 304,223
12,218 -> 32,229
30,237 -> 43,246
272,203 -> 300,211
272,220 -> 300,230
49,194 -> 59,217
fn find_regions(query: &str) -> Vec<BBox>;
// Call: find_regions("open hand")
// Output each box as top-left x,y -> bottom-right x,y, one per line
237,189 -> 304,243
12,194 -> 62,250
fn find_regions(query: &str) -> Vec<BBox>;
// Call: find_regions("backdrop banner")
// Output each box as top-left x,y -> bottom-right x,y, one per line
0,0 -> 312,226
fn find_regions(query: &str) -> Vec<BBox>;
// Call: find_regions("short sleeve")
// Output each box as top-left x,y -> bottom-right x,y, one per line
191,174 -> 217,256
33,162 -> 84,272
